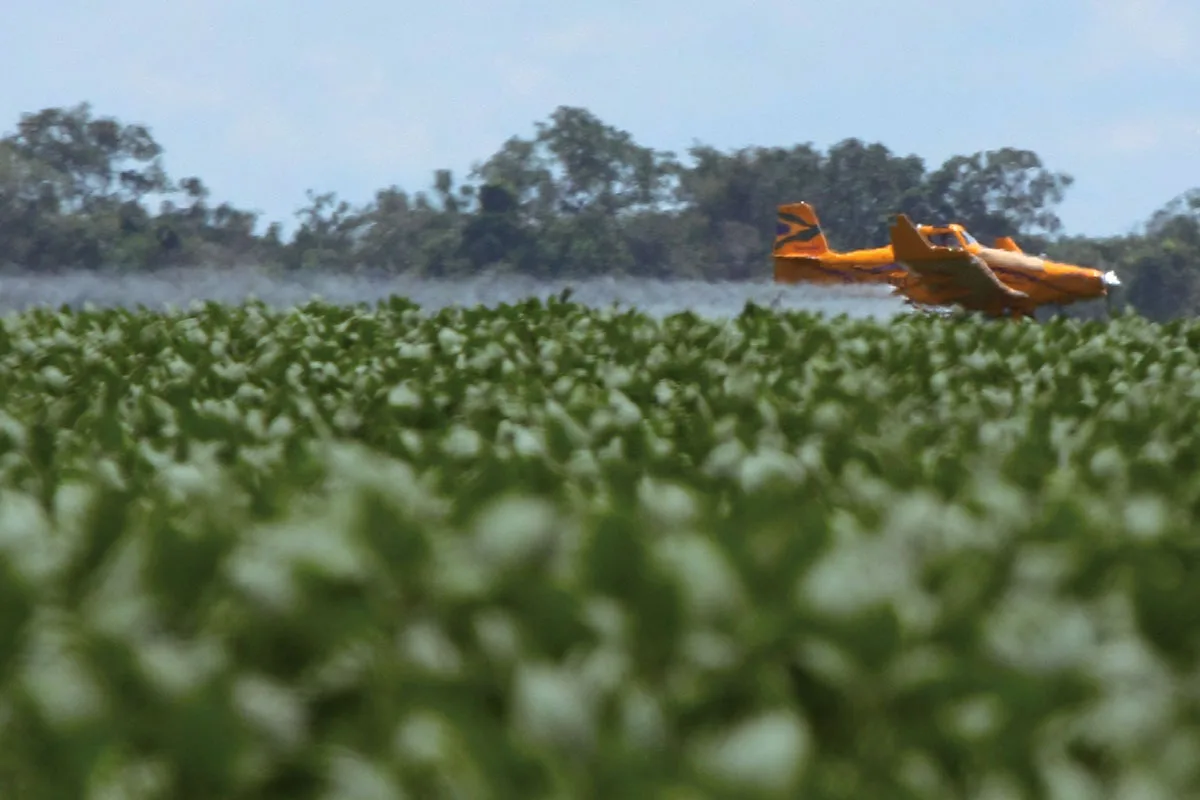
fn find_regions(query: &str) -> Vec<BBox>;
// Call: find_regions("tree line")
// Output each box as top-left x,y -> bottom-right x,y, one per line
0,102 -> 1197,319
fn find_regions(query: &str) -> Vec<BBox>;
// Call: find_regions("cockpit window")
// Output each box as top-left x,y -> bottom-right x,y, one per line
927,231 -> 963,248
960,230 -> 979,245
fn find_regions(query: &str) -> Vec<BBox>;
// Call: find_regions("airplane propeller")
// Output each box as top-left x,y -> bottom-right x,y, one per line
1102,269 -> 1121,317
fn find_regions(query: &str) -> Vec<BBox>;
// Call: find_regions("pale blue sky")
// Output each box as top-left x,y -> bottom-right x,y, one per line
2,0 -> 1197,237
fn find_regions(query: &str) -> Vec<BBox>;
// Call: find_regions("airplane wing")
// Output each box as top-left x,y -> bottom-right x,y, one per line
889,214 -> 1027,302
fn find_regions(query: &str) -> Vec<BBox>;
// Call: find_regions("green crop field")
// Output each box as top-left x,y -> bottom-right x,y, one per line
1,295 -> 1198,798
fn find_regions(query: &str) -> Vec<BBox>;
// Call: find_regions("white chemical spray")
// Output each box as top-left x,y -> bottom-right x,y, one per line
0,266 -> 907,320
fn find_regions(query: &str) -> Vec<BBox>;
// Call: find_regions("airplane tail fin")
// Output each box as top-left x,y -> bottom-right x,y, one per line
889,213 -> 939,262
993,236 -> 1022,252
774,202 -> 830,256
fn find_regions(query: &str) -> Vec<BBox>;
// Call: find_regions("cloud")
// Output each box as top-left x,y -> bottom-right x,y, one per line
493,56 -> 553,99
123,72 -> 228,115
1089,114 -> 1200,155
1071,0 -> 1200,73
223,108 -> 309,157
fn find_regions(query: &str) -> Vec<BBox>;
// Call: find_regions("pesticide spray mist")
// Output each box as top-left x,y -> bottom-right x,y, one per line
0,267 -> 907,320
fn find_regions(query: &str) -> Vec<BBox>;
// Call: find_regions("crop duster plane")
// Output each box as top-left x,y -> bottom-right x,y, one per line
772,202 -> 1121,319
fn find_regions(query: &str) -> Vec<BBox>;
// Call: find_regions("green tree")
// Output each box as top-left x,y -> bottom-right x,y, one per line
1123,214 -> 1200,320
3,102 -> 170,211
917,148 -> 1074,242
1146,188 -> 1200,235
0,103 -> 172,269
672,143 -> 826,278
1,101 -> 1198,321
345,173 -> 474,276
284,190 -> 368,270
472,106 -> 679,276
0,103 -> 273,270
457,183 -> 534,272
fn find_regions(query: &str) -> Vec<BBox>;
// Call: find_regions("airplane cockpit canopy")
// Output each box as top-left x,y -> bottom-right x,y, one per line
926,229 -> 979,248
927,231 -> 963,248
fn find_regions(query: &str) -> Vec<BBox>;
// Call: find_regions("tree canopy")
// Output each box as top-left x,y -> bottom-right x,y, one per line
1,101 -> 1196,319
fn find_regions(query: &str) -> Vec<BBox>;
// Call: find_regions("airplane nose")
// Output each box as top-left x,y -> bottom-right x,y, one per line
1101,269 -> 1121,287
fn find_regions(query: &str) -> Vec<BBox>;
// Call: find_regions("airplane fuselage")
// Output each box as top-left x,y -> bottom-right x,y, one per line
894,246 -> 1113,315
773,245 -> 907,285
775,223 -> 1113,315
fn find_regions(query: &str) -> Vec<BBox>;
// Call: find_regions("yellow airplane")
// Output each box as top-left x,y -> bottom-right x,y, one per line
886,213 -> 1120,319
772,201 -> 1121,319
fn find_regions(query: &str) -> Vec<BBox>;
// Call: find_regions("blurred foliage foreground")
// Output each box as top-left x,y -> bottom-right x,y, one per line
0,295 -> 1199,798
